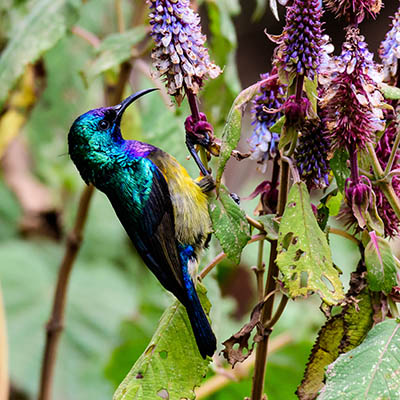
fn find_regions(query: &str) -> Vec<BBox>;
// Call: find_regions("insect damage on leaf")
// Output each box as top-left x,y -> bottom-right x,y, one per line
221,299 -> 270,367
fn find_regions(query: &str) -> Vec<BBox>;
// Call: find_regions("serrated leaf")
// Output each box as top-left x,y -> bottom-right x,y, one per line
318,319 -> 400,400
209,187 -> 251,264
256,214 -> 279,240
216,81 -> 264,188
298,288 -> 373,400
83,27 -> 146,85
330,149 -> 350,192
276,182 -> 344,304
0,0 -> 80,107
379,82 -> 400,100
365,232 -> 397,293
113,284 -> 211,400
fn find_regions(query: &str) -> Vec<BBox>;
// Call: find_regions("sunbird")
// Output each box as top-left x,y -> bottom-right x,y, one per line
68,89 -> 216,358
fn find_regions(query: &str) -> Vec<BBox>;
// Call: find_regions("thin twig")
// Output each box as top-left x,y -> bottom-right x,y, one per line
367,142 -> 400,220
199,234 -> 266,279
38,184 -> 95,400
71,26 -> 101,48
264,295 -> 288,329
246,215 -> 265,232
195,333 -> 293,399
115,0 -> 126,33
253,239 -> 265,302
329,227 -> 359,245
0,282 -> 9,400
384,124 -> 400,177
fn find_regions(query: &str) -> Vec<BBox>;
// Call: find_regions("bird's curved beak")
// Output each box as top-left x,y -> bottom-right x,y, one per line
113,88 -> 159,124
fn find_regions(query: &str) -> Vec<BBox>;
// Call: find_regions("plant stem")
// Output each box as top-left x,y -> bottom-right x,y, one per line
187,89 -> 200,122
384,125 -> 400,177
246,215 -> 265,231
251,158 -> 290,400
254,240 -> 265,302
349,144 -> 359,182
329,227 -> 359,245
38,184 -> 95,400
367,142 -> 400,220
0,282 -> 9,400
115,0 -> 125,33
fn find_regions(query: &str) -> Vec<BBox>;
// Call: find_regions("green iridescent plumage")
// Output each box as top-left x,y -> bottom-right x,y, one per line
68,89 -> 216,358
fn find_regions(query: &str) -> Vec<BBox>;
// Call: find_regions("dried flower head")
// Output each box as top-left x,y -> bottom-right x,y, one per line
271,0 -> 325,81
379,6 -> 400,85
324,0 -> 382,24
148,0 -> 221,104
320,27 -> 386,151
249,72 -> 285,173
295,121 -> 330,189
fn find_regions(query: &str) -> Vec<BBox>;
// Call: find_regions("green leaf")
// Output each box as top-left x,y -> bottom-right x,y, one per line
215,81 -> 266,188
209,186 -> 251,264
0,0 -> 80,107
365,232 -> 397,293
318,319 -> 400,400
304,76 -> 318,114
270,115 -> 285,134
82,27 -> 147,85
113,284 -> 211,400
276,182 -> 344,304
278,124 -> 297,150
325,192 -> 343,217
298,288 -> 373,400
256,214 -> 279,240
379,82 -> 400,100
252,0 -> 267,20
330,149 -> 350,193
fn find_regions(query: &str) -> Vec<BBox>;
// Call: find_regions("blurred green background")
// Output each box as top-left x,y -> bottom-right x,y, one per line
0,0 -> 396,399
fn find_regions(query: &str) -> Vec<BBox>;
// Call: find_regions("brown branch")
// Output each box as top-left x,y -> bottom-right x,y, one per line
0,282 -> 9,400
251,158 -> 290,400
38,184 -> 95,400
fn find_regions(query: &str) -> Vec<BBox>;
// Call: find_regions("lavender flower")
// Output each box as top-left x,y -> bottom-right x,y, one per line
324,0 -> 382,24
148,0 -> 221,104
249,72 -> 285,173
295,121 -> 330,189
320,27 -> 386,151
379,6 -> 400,85
271,0 -> 324,81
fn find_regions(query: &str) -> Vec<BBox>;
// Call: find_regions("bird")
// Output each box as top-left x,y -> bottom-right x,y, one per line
68,88 -> 216,358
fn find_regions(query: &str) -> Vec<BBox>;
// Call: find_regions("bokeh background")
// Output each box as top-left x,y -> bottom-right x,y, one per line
0,0 -> 398,399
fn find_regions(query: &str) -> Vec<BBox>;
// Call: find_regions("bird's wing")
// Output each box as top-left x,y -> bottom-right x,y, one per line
131,164 -> 187,300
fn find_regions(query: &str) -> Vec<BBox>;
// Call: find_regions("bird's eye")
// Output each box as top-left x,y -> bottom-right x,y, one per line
98,119 -> 110,130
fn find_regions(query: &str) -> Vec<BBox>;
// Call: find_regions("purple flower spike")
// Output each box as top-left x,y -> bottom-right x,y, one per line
379,6 -> 400,85
271,0 -> 325,82
249,72 -> 286,173
148,0 -> 221,105
324,0 -> 382,24
320,27 -> 386,152
295,121 -> 331,189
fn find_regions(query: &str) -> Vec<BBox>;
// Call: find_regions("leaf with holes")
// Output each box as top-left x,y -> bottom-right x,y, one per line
365,232 -> 397,294
208,186 -> 251,264
0,0 -> 81,107
318,319 -> 400,399
113,283 -> 211,400
215,81 -> 265,189
276,182 -> 344,305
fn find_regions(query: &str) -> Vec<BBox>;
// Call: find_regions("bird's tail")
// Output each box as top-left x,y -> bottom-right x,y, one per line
184,289 -> 217,359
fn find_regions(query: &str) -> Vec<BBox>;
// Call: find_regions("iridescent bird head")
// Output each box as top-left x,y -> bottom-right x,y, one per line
68,88 -> 158,184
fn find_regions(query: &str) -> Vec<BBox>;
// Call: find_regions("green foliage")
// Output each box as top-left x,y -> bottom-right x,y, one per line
364,233 -> 397,293
209,186 -> 251,264
318,319 -> 400,400
113,284 -> 211,400
379,82 -> 400,100
256,214 -> 279,240
330,149 -> 350,193
216,81 -> 265,188
0,0 -> 81,107
276,182 -> 344,305
298,289 -> 373,400
82,26 -> 147,85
